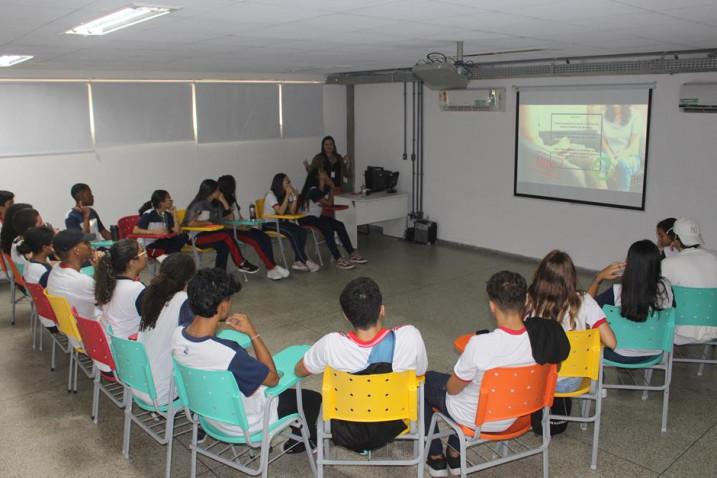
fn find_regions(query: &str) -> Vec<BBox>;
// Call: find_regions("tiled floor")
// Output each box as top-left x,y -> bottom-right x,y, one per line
1,234 -> 716,477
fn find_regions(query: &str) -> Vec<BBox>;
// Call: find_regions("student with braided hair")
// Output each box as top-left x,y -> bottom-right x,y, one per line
94,239 -> 147,338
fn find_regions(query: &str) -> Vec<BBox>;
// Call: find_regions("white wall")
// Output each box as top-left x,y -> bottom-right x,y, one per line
355,74 -> 717,270
2,85 -> 347,228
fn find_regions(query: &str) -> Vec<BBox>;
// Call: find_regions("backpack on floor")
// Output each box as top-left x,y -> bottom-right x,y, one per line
330,331 -> 408,452
531,397 -> 572,436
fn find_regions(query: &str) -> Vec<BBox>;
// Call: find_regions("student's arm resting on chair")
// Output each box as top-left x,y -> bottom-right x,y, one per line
226,314 -> 279,387
294,334 -> 330,377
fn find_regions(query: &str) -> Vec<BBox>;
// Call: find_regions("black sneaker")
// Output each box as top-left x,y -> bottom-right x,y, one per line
282,438 -> 314,454
238,260 -> 259,274
197,427 -> 207,444
446,453 -> 462,476
427,455 -> 448,477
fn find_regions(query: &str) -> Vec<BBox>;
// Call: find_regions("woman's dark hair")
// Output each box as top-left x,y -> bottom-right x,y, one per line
1,203 -> 33,254
270,173 -> 288,205
139,190 -> 170,215
13,208 -> 40,236
299,167 -> 322,211
187,268 -> 241,317
140,253 -> 196,331
605,105 -> 631,125
95,239 -> 141,306
17,226 -> 54,256
320,135 -> 338,157
621,240 -> 668,322
217,175 -> 238,207
188,179 -> 218,210
657,217 -> 676,241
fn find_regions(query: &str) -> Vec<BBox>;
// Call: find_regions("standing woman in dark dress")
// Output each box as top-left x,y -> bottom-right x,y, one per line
307,136 -> 350,189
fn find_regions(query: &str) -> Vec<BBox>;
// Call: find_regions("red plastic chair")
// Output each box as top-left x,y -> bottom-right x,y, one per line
117,215 -> 140,239
75,314 -> 126,423
26,283 -> 71,370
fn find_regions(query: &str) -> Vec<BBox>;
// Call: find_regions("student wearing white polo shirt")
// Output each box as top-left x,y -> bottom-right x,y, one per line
19,226 -> 56,331
296,277 -> 427,451
297,168 -> 367,271
172,268 -> 321,453
423,271 -> 534,477
47,229 -> 102,323
65,183 -> 112,240
662,218 -> 717,344
134,253 -> 196,406
94,239 -> 147,338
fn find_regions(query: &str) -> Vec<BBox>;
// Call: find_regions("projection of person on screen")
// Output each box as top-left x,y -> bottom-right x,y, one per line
601,105 -> 644,192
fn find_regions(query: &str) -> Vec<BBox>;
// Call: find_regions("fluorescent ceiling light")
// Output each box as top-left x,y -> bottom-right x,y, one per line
65,5 -> 177,36
0,55 -> 33,67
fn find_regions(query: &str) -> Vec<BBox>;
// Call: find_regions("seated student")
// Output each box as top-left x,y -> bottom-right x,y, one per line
662,218 -> 717,344
217,175 -> 289,281
183,179 -> 258,274
656,217 -> 678,259
423,271 -> 536,477
135,190 -> 189,260
1,203 -> 34,268
172,268 -> 321,452
19,226 -> 57,332
296,277 -> 427,451
526,250 -> 616,393
135,253 -> 196,405
94,239 -> 147,339
11,207 -> 45,266
263,173 -> 319,272
0,190 -> 15,229
298,168 -> 367,271
47,229 -> 102,321
589,240 -> 673,363
65,183 -> 112,240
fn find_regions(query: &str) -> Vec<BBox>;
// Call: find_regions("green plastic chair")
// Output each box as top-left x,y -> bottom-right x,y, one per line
110,334 -> 186,478
172,344 -> 316,478
672,286 -> 717,375
601,305 -> 676,432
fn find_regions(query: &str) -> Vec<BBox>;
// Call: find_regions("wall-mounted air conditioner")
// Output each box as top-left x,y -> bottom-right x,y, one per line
438,87 -> 505,112
679,82 -> 717,112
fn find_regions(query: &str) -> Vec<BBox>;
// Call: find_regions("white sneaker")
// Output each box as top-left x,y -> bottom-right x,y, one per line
306,259 -> 320,272
292,261 -> 309,272
267,267 -> 283,281
276,265 -> 290,278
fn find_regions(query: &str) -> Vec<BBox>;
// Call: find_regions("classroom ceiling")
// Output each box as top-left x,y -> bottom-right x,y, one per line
0,0 -> 716,79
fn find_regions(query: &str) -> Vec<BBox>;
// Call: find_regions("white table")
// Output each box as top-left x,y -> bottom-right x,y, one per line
333,191 -> 409,247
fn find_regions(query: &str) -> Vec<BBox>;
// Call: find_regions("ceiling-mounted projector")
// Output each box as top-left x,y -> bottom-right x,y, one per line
412,62 -> 469,90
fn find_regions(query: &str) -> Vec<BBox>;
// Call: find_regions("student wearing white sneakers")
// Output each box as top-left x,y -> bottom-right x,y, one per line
94,239 -> 148,338
296,277 -> 427,452
135,253 -> 196,406
662,217 -> 717,344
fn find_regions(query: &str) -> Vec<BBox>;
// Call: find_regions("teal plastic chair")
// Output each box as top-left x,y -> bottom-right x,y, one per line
601,305 -> 676,432
172,344 -> 316,478
672,286 -> 717,375
110,334 -> 186,478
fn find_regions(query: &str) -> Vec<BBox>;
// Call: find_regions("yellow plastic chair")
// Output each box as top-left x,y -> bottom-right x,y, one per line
45,291 -> 95,393
550,329 -> 603,470
316,367 -> 424,478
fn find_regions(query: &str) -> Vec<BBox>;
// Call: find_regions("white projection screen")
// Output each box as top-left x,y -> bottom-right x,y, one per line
514,85 -> 653,209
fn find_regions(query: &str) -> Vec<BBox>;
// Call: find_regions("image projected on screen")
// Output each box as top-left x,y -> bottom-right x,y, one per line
515,86 -> 652,209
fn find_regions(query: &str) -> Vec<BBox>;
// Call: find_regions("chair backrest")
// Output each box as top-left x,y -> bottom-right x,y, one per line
172,359 -> 250,430
75,314 -> 116,371
110,335 -> 159,401
26,283 -> 58,325
672,286 -> 717,327
602,305 -> 676,352
559,329 -> 602,380
118,215 -> 140,239
175,208 -> 186,225
2,253 -> 26,288
321,366 -> 419,422
45,291 -> 84,348
255,198 -> 265,219
0,252 -> 7,273
475,363 -> 557,427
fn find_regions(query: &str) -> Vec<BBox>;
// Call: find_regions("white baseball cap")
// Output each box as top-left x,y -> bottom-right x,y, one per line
674,217 -> 704,247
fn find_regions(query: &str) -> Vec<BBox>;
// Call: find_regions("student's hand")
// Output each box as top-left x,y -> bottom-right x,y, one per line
75,202 -> 91,218
595,262 -> 625,283
90,250 -> 105,267
168,206 -> 176,214
303,159 -> 310,171
226,313 -> 257,337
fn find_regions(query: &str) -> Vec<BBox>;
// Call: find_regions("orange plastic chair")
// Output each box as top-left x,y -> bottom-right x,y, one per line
454,333 -> 472,353
2,252 -> 32,327
425,364 -> 557,477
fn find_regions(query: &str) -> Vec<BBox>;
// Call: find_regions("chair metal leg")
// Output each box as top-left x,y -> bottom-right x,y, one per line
91,365 -> 100,423
51,337 -> 57,371
164,408 -> 174,478
190,419 -> 198,478
642,369 -> 653,400
697,345 -> 710,376
67,350 -> 75,392
542,407 -> 551,478
662,353 -> 673,433
122,388 -> 132,458
10,280 -> 16,325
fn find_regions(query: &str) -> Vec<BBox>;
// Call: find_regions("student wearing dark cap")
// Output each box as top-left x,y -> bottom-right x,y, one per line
65,183 -> 112,240
46,229 -> 102,320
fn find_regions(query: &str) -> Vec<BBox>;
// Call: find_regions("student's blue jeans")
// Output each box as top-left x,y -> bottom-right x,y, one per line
424,371 -> 461,457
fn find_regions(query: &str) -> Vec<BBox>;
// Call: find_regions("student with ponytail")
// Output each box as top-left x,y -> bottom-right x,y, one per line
134,190 -> 189,260
183,179 -> 259,274
135,253 -> 196,405
217,175 -> 289,280
94,239 -> 148,338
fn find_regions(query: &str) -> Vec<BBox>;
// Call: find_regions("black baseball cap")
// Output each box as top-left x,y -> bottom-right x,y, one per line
52,229 -> 96,252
